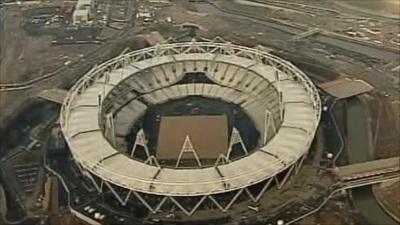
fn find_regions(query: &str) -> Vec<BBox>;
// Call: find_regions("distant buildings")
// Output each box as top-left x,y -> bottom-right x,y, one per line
148,0 -> 171,3
72,0 -> 94,25
133,31 -> 167,47
72,9 -> 90,25
76,0 -> 94,10
144,31 -> 166,46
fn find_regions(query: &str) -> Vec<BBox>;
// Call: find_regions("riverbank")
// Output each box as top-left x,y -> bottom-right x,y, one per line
373,180 -> 400,223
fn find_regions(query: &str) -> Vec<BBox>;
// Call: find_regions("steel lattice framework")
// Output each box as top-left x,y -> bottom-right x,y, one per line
60,41 -> 321,216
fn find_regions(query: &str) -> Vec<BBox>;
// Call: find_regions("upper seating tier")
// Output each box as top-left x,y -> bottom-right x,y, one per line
61,43 -> 321,196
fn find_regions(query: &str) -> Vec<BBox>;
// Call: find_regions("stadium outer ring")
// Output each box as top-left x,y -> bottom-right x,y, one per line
60,41 -> 321,215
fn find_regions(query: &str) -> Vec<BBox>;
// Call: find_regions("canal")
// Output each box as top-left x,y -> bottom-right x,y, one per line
346,97 -> 398,225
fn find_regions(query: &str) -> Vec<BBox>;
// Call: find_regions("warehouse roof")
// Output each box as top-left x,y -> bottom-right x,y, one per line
319,78 -> 373,99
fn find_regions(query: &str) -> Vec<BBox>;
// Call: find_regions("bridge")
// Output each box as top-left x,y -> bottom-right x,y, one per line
37,88 -> 68,104
332,157 -> 400,189
287,160 -> 399,225
291,28 -> 321,41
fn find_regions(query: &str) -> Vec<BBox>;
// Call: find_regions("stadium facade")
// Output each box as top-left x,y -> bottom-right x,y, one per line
60,41 -> 321,216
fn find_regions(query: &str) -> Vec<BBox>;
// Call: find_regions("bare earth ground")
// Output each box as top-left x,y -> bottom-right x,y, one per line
296,195 -> 361,225
0,7 -> 95,84
157,3 -> 234,39
0,6 -> 99,129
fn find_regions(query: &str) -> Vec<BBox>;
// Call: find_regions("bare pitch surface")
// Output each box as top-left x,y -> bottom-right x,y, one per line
156,115 -> 228,160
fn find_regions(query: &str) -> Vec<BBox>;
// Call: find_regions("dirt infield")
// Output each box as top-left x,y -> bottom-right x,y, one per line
156,115 -> 228,160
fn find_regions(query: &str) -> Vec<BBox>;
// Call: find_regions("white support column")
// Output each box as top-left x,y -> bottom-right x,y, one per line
275,70 -> 280,91
112,61 -> 119,71
144,155 -> 161,167
123,54 -> 131,77
154,196 -> 168,212
130,129 -> 150,158
184,43 -> 195,54
244,188 -> 257,203
227,127 -> 248,159
273,176 -> 281,190
254,49 -> 263,63
224,188 -> 244,212
295,155 -> 306,175
264,109 -> 276,144
132,191 -> 157,213
120,62 -> 125,80
104,113 -> 115,146
214,154 -> 230,167
104,181 -> 132,206
224,42 -> 234,55
275,70 -> 285,120
169,196 -> 207,216
85,172 -> 104,193
208,195 -> 225,211
189,196 -> 208,215
211,36 -> 227,43
244,178 -> 273,203
176,135 -> 202,168
274,165 -> 296,190
255,178 -> 273,202
154,44 -> 162,57
102,71 -> 110,97
169,196 -> 190,216
279,165 -> 295,188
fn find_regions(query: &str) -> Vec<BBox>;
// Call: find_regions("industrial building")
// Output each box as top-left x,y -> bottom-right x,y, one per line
73,0 -> 94,25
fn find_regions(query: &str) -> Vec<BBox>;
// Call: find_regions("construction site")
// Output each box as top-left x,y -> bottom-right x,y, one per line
0,1 -> 399,225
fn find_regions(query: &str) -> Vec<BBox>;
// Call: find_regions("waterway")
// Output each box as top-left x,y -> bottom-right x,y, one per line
346,98 -> 398,225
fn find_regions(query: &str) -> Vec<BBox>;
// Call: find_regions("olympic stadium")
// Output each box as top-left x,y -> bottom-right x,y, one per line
55,41 -> 321,221
2,0 -> 400,224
